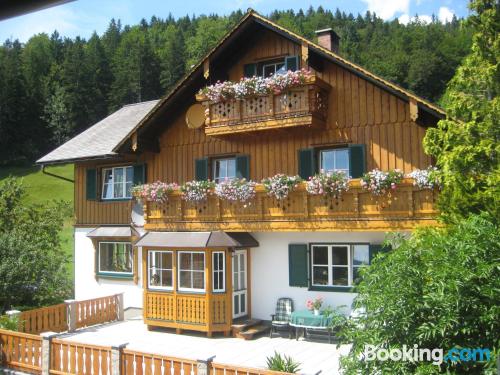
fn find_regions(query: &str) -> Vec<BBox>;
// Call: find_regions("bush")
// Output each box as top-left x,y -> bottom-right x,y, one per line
266,351 -> 301,373
339,215 -> 500,374
0,314 -> 19,331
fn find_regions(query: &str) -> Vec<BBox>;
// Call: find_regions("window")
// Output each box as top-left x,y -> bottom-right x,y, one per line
102,166 -> 133,200
263,60 -> 286,77
178,252 -> 205,291
319,148 -> 350,175
213,158 -> 236,183
311,244 -> 369,287
98,242 -> 133,276
212,251 -> 225,292
148,251 -> 173,290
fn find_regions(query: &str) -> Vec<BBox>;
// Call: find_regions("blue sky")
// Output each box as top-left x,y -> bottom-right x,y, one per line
0,0 -> 470,43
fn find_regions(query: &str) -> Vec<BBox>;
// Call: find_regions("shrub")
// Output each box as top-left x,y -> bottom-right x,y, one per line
339,215 -> 500,374
266,351 -> 301,373
0,314 -> 19,331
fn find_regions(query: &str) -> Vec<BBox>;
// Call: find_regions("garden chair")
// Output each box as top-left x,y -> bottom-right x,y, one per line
270,297 -> 294,338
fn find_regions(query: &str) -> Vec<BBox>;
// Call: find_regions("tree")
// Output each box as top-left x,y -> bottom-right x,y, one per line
0,178 -> 72,311
340,215 -> 500,374
42,84 -> 72,144
423,0 -> 499,222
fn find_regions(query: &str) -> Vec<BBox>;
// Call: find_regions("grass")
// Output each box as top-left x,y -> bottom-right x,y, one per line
0,164 -> 75,279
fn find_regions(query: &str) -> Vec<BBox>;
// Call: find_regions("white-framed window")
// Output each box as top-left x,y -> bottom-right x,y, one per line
178,251 -> 205,292
213,158 -> 236,183
262,60 -> 286,77
311,244 -> 369,287
148,251 -> 173,290
98,242 -> 133,275
319,148 -> 350,175
102,166 -> 133,200
212,251 -> 225,292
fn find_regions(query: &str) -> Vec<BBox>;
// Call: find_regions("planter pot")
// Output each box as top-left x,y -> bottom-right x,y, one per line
314,309 -> 320,316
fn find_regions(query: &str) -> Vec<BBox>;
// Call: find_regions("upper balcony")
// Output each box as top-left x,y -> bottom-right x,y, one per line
143,179 -> 439,232
195,74 -> 331,136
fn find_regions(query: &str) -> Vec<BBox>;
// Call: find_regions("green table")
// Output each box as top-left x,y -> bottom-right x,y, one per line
290,310 -> 333,342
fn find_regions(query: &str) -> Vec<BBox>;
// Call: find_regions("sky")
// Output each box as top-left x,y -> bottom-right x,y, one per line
0,0 -> 470,43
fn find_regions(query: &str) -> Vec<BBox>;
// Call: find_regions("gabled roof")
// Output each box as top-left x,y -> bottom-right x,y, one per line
36,100 -> 158,165
113,9 -> 445,153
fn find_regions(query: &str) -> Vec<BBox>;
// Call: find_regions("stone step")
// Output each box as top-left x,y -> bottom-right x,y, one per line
235,324 -> 270,340
231,319 -> 261,335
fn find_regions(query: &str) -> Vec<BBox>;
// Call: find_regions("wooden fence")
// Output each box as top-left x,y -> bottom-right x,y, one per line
50,338 -> 111,375
75,295 -> 119,329
19,304 -> 68,335
121,349 -> 199,375
0,328 -> 42,374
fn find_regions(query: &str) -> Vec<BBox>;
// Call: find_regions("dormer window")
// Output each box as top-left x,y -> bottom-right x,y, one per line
102,166 -> 133,200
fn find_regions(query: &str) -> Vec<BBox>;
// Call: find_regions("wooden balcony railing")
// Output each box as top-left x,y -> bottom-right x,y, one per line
143,179 -> 439,232
144,291 -> 231,335
196,75 -> 330,136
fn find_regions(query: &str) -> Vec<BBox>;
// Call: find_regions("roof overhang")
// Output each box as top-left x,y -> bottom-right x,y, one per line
135,231 -> 259,249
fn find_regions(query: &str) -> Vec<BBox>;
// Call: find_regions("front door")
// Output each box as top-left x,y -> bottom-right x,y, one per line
232,249 -> 247,318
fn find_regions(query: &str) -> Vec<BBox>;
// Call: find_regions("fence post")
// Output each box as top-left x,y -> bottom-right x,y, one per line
197,355 -> 215,375
116,293 -> 124,321
65,299 -> 77,332
40,331 -> 58,375
111,343 -> 127,375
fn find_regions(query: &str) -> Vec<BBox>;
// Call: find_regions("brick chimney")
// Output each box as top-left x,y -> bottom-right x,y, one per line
315,28 -> 340,54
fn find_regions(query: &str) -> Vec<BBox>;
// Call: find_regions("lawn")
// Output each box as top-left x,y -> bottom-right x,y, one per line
0,164 -> 75,279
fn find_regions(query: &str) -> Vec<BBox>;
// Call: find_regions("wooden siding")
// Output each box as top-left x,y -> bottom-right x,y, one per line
74,28 -> 433,226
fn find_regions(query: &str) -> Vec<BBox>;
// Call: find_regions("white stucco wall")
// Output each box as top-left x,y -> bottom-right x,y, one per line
74,228 -> 143,308
250,231 -> 387,321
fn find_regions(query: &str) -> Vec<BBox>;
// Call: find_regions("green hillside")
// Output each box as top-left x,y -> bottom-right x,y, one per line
0,164 -> 75,278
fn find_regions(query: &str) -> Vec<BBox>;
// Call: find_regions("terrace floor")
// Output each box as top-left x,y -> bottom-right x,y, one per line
57,315 -> 350,374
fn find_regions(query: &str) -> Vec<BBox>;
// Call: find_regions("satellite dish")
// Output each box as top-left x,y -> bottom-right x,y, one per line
186,104 -> 205,129
131,201 -> 145,227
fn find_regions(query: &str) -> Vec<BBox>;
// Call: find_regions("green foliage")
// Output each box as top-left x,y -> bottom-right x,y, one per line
0,8 -> 472,164
423,0 -> 499,222
339,215 -> 500,374
323,305 -> 348,331
0,314 -> 20,331
0,178 -> 72,312
266,351 -> 301,373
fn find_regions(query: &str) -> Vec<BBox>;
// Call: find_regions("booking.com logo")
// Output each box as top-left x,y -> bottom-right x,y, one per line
364,344 -> 492,365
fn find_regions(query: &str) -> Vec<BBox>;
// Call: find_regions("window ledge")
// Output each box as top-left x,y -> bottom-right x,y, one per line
100,198 -> 133,202
308,285 -> 356,293
97,272 -> 134,280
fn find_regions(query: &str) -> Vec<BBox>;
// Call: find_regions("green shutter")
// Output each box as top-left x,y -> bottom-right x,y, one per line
298,148 -> 316,180
195,158 -> 209,181
235,155 -> 250,180
285,55 -> 299,72
349,144 -> 366,178
289,244 -> 309,287
369,243 -> 391,263
86,168 -> 97,200
133,164 -> 146,185
244,63 -> 257,78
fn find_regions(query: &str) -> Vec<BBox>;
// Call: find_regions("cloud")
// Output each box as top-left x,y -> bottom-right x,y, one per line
398,13 -> 433,24
361,0 -> 410,20
438,6 -> 455,23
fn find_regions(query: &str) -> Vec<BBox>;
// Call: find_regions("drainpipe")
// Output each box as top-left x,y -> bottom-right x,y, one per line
40,164 -> 75,183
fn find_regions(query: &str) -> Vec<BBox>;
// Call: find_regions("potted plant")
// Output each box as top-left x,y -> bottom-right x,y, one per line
214,178 -> 256,207
306,296 -> 323,316
262,174 -> 302,202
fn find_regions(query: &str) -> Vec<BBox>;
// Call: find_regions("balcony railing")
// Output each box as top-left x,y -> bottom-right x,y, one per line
195,75 -> 331,136
143,179 -> 439,232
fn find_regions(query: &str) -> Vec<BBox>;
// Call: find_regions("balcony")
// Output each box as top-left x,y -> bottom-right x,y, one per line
143,179 -> 439,232
195,75 -> 331,136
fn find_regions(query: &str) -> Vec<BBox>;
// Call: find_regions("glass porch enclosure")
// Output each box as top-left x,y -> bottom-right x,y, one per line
136,231 -> 257,337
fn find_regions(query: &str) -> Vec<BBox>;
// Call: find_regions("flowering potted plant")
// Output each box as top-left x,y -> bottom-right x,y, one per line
306,170 -> 349,206
181,180 -> 215,202
214,178 -> 256,207
306,296 -> 323,316
407,166 -> 440,190
131,181 -> 178,203
262,174 -> 302,201
198,69 -> 313,103
361,169 -> 404,196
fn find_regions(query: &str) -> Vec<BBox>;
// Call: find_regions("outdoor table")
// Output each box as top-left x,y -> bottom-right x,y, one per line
290,310 -> 333,343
